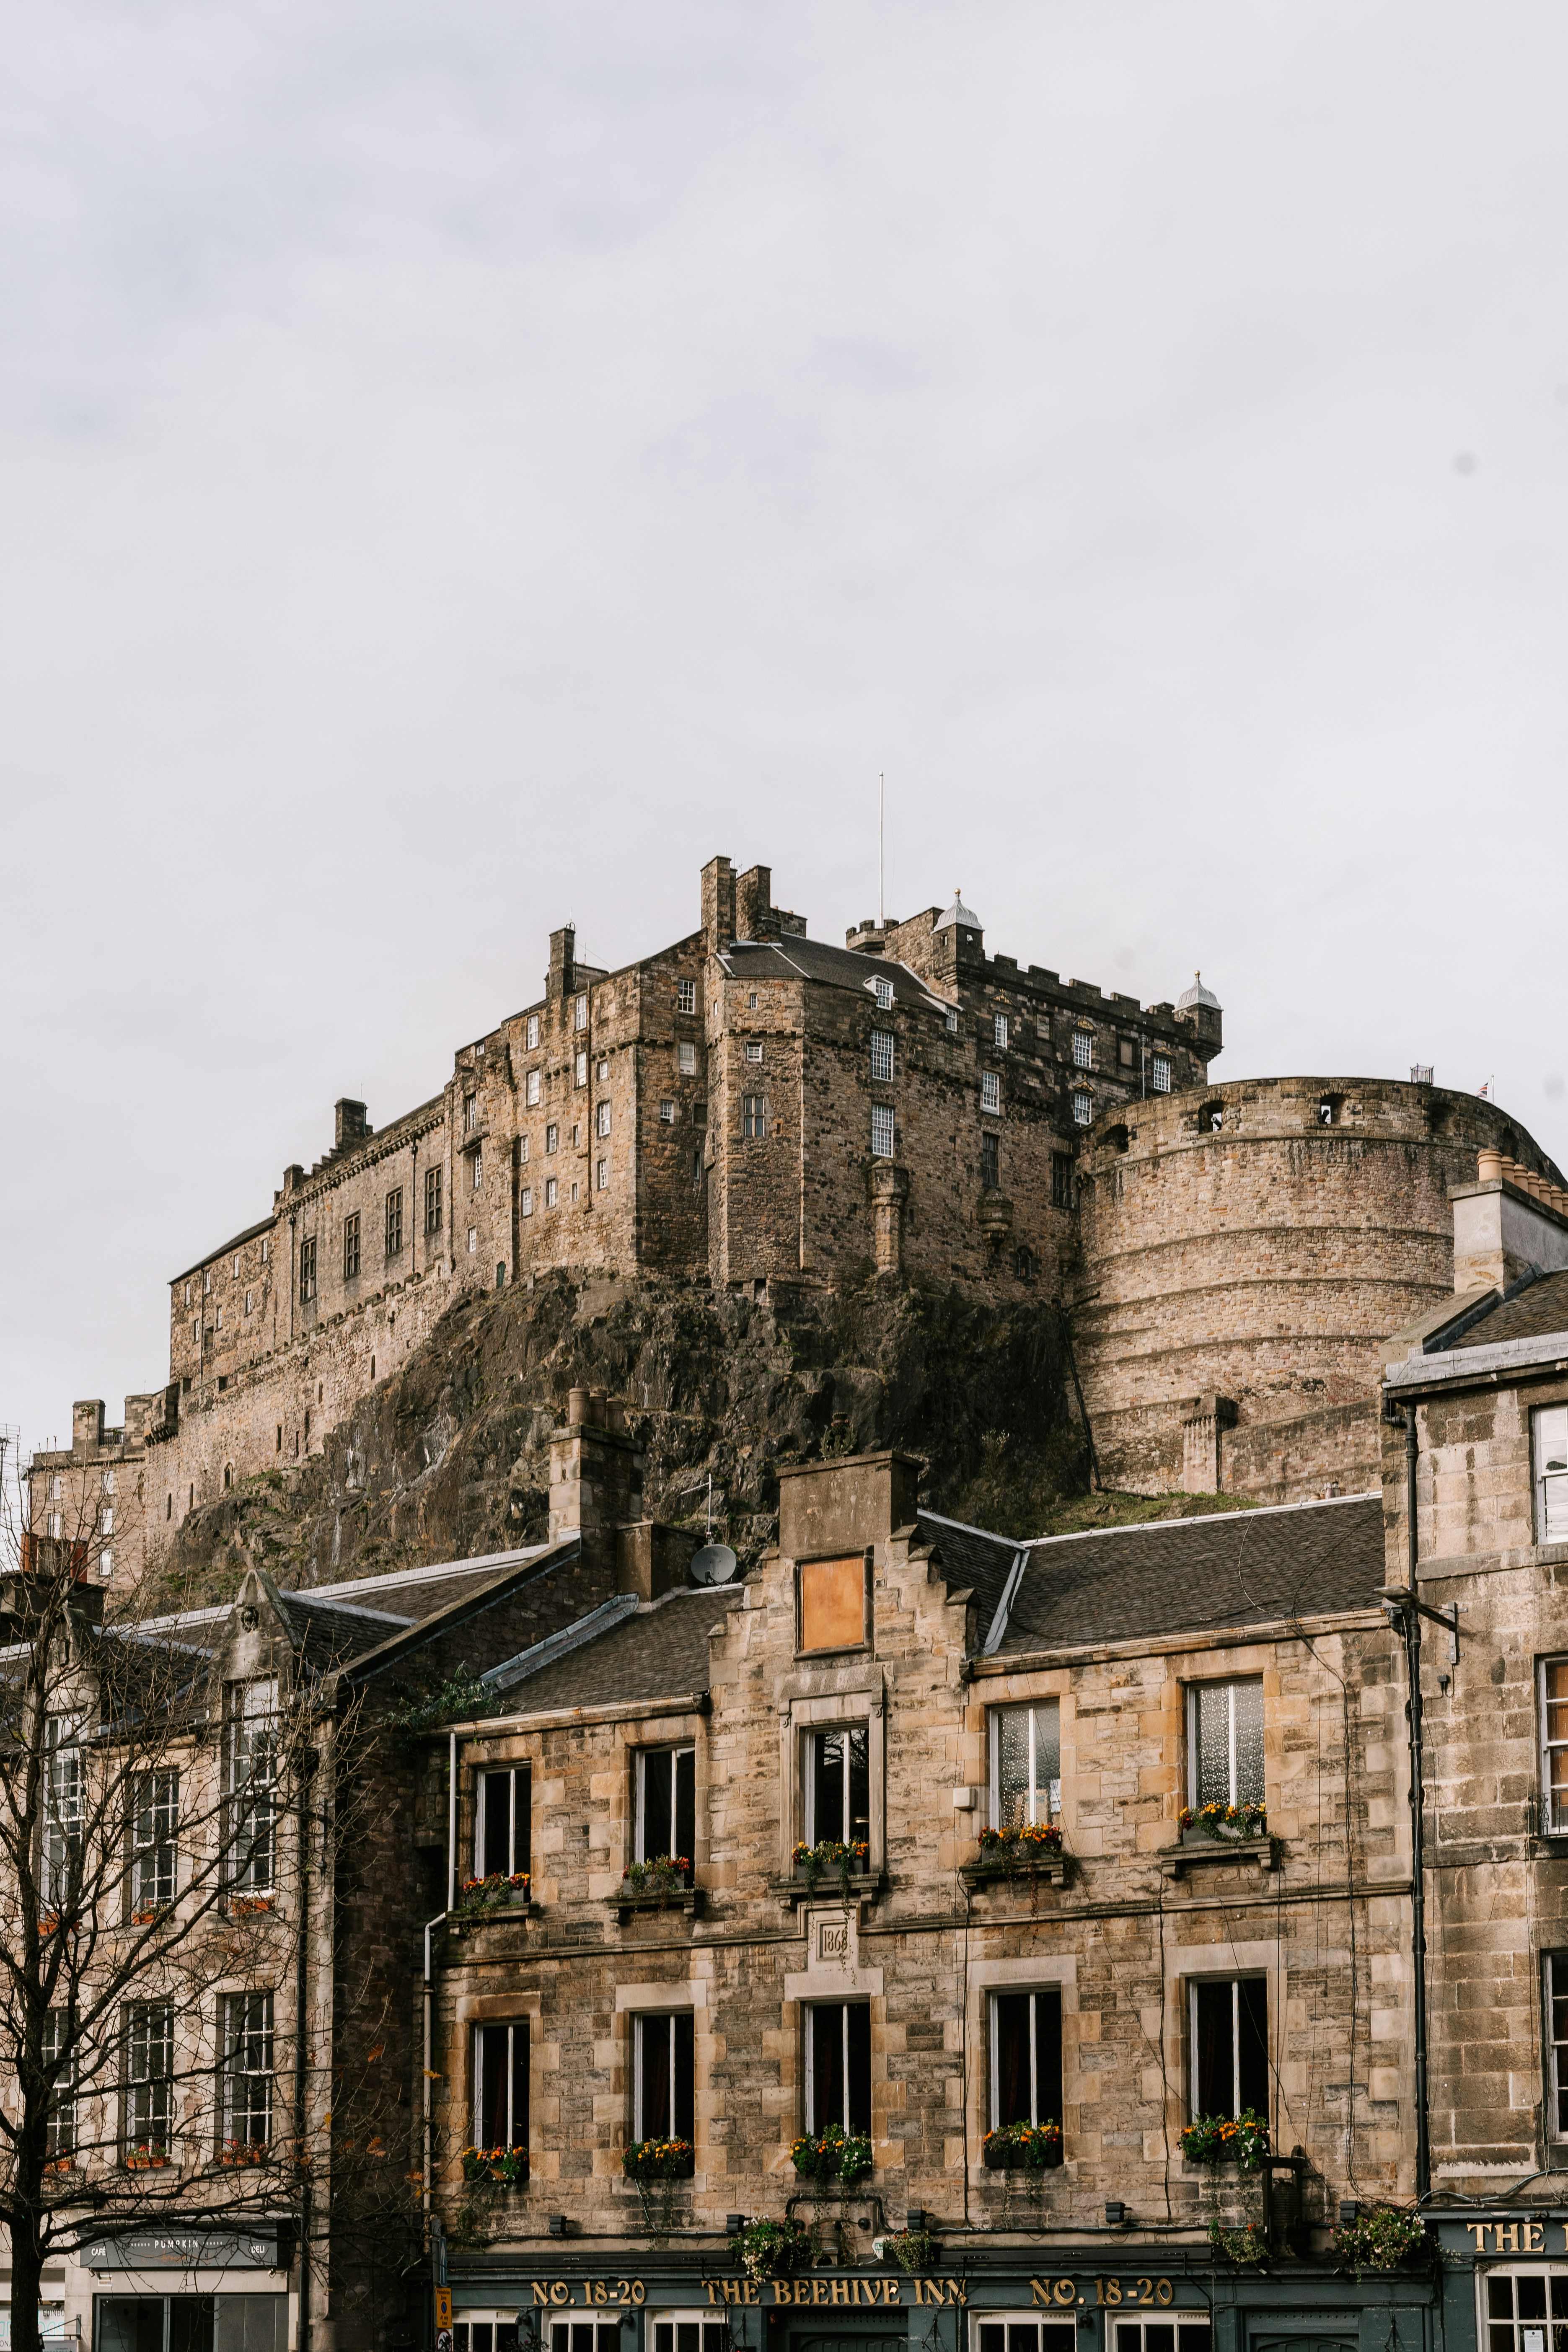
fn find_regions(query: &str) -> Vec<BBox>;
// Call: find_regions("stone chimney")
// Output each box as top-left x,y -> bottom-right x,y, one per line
701,856 -> 736,956
735,864 -> 780,943
548,926 -> 577,1001
1452,1152 -> 1568,1294
334,1099 -> 370,1151
72,1400 -> 105,1452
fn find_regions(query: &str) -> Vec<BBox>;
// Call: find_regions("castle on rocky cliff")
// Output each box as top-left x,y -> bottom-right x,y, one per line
30,852 -> 1565,1575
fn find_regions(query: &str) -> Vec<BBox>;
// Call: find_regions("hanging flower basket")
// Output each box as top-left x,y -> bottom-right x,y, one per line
1330,2205 -> 1431,2274
1180,2111 -> 1269,2169
879,2228 -> 937,2272
975,1824 -> 1063,1875
622,2137 -> 695,2182
728,2215 -> 816,2283
461,2144 -> 528,2188
789,2124 -> 872,2188
1179,1803 -> 1267,1843
981,2120 -> 1063,2171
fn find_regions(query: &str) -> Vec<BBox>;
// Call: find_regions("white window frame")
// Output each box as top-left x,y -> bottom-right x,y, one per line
981,1071 -> 1001,1115
220,1991 -> 274,2150
596,1159 -> 609,1191
467,1227 -> 478,1254
659,1100 -> 676,1123
474,1765 -> 528,1879
1542,1660 -> 1568,1837
1152,1053 -> 1172,1094
632,2011 -> 694,2141
1186,1974 -> 1266,2121
870,1104 -> 895,1161
1072,1029 -> 1094,1069
225,1679 -> 277,1893
869,1031 -> 894,1084
874,976 -> 893,1011
574,994 -> 588,1032
1072,1089 -> 1093,1126
994,1014 -> 1009,1049
521,1188 -> 533,1218
596,1101 -> 611,1138
988,1701 -> 1061,1828
802,1999 -> 870,2136
574,1051 -> 588,1087
745,1041 -> 763,1063
986,1987 -> 1058,2128
1186,1677 -> 1265,1810
1535,1407 -> 1568,1543
676,979 -> 696,1015
525,1070 -> 541,1107
526,1014 -> 540,1050
544,1178 -> 558,1208
944,1007 -> 958,1034
678,1041 -> 697,1076
1476,2264 -> 1568,2352
1546,1952 -> 1568,2136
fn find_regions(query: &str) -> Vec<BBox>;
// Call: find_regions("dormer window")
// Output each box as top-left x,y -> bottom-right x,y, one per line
874,976 -> 893,1011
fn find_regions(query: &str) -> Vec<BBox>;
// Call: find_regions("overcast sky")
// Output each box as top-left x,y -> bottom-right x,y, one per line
4,3 -> 1567,1454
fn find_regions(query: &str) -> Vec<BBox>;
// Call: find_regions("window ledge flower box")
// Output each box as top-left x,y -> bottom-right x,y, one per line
227,1894 -> 277,1919
609,1885 -> 705,1924
126,2149 -> 172,2171
622,2139 -> 695,2183
446,1898 -> 542,1938
981,2122 -> 1064,2171
1162,1836 -> 1280,1880
219,2143 -> 268,2168
771,1871 -> 883,1909
461,2145 -> 529,2189
960,1855 -> 1071,1892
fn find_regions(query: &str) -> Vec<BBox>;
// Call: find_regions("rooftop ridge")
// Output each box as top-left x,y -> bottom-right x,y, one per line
1019,1491 -> 1380,1552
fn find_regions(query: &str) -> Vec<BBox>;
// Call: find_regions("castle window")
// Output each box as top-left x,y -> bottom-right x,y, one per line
1013,1246 -> 1035,1280
869,1031 -> 894,1084
742,1095 -> 766,1141
571,1181 -> 580,1202
386,1188 -> 404,1256
994,1013 -> 1009,1049
574,994 -> 588,1032
342,1214 -> 360,1279
1152,1054 -> 1172,1094
677,978 -> 696,1015
981,1071 -> 1000,1115
748,991 -> 758,1009
49,1475 -> 61,1501
945,1007 -> 958,1034
526,1014 -> 540,1050
203,1269 -> 212,1295
232,1255 -> 240,1278
223,1467 -> 231,1491
260,1238 -> 269,1263
691,1152 -> 704,1182
1051,1152 -> 1073,1209
215,1307 -> 223,1330
870,1104 -> 895,1160
102,1469 -> 114,1496
546,1125 -> 558,1155
471,1147 -> 483,1191
545,1178 -> 559,1208
574,1052 -> 588,1087
597,1058 -> 608,1082
464,1092 -> 478,1133
525,1070 -> 541,1107
521,1188 -> 533,1217
1201,1101 -> 1223,1133
184,1282 -> 191,1307
425,1165 -> 443,1234
518,1136 -> 528,1164
745,1042 -> 763,1063
1318,1096 -> 1340,1127
1119,1037 -> 1135,1069
981,1132 -> 1000,1189
467,1227 -> 477,1254
101,1506 -> 114,1535
244,1290 -> 253,1314
634,2012 -> 694,2143
1072,1089 -> 1093,1127
875,976 -> 893,1011
989,1988 -> 1063,2145
678,1041 -> 696,1076
805,2001 -> 870,2137
596,1159 -> 609,1191
298,1238 -> 317,1303
1072,1030 -> 1093,1070
659,1100 -> 676,1123
596,1101 -> 611,1138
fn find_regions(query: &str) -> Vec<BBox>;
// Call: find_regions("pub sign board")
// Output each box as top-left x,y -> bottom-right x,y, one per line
512,2276 -> 1203,2312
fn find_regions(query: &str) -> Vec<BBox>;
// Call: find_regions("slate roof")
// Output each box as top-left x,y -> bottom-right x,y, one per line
1452,1268 -> 1568,1352
274,1590 -> 415,1669
916,1511 -> 1022,1635
290,1546 -> 553,1624
492,1585 -> 742,1716
994,1494 -> 1385,1654
719,937 -> 948,1016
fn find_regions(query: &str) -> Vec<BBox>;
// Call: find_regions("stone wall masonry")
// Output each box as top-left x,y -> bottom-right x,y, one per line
425,1460 -> 1414,2252
1075,1077 -> 1555,1503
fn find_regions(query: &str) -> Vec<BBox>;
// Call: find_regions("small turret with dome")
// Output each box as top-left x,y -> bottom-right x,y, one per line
934,889 -> 983,937
1174,970 -> 1223,1063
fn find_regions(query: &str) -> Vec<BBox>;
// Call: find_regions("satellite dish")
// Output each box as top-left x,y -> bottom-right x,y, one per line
690,1544 -> 739,1587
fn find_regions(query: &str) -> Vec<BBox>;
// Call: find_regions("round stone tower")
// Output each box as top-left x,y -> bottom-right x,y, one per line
1072,1074 -> 1564,1505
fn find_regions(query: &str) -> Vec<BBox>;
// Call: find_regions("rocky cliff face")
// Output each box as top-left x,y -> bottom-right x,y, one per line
154,1271 -> 1085,1605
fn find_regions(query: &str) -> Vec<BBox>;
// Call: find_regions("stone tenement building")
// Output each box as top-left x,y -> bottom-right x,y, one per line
28,852 -> 1567,1568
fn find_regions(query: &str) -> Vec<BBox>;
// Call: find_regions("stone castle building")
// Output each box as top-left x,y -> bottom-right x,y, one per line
27,853 -> 1567,1572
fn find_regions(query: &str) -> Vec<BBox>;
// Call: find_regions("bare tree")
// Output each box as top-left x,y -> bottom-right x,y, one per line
0,1437 -> 411,2352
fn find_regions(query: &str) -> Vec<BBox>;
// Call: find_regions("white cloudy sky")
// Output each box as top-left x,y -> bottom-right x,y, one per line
4,3 -> 1567,1452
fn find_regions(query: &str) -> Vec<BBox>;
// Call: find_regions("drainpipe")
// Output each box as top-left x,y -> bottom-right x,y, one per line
295,1747 -> 316,2351
423,1912 -> 447,2232
448,1729 -> 458,1911
1392,1407 -> 1433,2200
